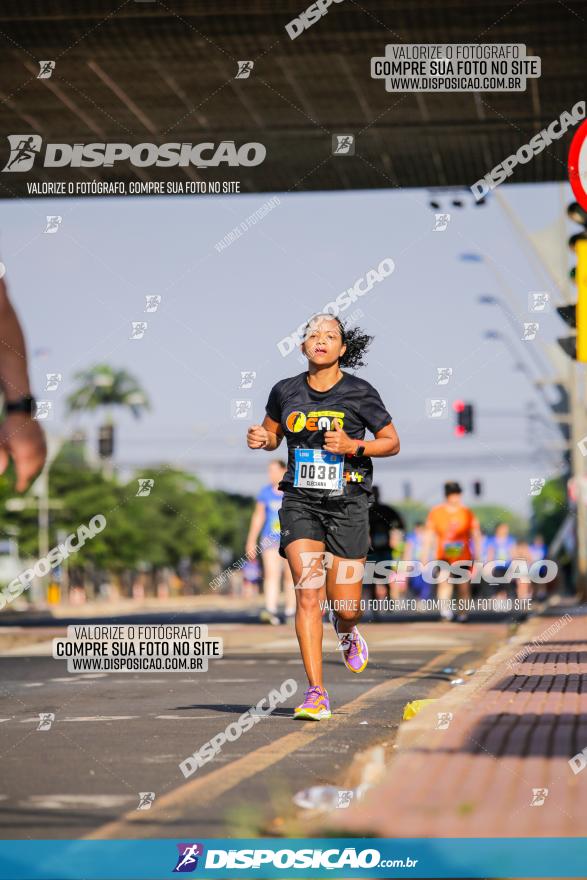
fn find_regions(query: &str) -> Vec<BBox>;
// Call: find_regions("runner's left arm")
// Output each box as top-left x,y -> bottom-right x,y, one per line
325,382 -> 400,457
323,421 -> 400,457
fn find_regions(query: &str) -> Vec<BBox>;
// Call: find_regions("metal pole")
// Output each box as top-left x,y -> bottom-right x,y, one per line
570,360 -> 587,601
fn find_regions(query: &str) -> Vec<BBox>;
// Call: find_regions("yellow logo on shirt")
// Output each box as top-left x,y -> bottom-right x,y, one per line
285,410 -> 345,433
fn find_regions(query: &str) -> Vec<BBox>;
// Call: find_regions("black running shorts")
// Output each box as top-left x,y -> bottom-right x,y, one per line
278,491 -> 370,560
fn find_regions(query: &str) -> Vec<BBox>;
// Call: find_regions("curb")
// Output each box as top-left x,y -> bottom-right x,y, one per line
0,627 -> 64,653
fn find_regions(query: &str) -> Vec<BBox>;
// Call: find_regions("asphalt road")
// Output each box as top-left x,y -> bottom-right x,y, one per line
0,620 -> 507,839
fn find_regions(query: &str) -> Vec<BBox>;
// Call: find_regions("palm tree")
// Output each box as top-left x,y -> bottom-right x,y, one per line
66,365 -> 150,473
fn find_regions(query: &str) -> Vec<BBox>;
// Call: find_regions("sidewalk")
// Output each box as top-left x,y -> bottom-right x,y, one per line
332,610 -> 587,838
0,595 -> 263,652
0,593 -> 260,620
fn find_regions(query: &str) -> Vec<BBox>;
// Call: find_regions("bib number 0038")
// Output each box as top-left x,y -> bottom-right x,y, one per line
293,449 -> 344,490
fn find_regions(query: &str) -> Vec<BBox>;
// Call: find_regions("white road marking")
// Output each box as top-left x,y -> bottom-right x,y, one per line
155,714 -> 223,720
17,715 -> 138,723
22,794 -> 134,810
143,754 -> 180,763
212,679 -> 257,683
22,682 -> 44,687
61,716 -> 139,722
49,677 -> 93,683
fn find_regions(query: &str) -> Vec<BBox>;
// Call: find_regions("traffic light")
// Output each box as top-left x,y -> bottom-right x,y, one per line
558,204 -> 587,361
98,423 -> 114,458
453,400 -> 474,436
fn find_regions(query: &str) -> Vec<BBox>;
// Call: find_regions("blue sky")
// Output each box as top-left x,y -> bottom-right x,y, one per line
0,181 -> 571,516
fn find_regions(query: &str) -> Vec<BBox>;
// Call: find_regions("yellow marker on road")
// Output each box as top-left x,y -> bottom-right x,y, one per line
402,698 -> 436,720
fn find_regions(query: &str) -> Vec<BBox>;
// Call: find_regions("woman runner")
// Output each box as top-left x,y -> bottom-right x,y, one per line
246,313 -> 400,720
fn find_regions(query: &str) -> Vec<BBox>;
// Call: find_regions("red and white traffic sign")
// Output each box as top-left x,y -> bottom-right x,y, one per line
568,119 -> 587,211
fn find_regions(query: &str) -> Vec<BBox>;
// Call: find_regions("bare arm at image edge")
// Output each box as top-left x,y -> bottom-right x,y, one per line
0,277 -> 46,490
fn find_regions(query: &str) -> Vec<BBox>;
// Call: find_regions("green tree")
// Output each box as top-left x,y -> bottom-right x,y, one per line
66,365 -> 149,417
471,505 -> 528,539
530,476 -> 567,545
66,364 -> 150,475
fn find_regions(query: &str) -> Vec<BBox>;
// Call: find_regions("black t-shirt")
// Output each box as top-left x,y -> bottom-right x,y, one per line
265,371 -> 392,500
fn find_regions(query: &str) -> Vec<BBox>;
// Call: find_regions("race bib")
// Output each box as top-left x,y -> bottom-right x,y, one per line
442,541 -> 465,559
293,449 -> 344,490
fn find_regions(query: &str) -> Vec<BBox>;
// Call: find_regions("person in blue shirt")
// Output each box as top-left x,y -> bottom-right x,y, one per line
529,534 -> 546,563
403,522 -> 432,600
486,522 -> 517,594
246,460 -> 295,625
486,523 -> 516,566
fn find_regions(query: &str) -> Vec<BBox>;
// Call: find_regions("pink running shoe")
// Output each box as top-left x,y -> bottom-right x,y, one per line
329,610 -> 369,674
294,685 -> 331,720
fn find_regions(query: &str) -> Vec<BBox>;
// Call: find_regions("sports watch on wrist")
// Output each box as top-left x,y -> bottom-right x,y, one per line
354,444 -> 365,457
5,395 -> 37,416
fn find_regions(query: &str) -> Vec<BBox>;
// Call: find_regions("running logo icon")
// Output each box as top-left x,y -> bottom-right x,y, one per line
436,367 -> 453,385
530,787 -> 549,806
426,398 -> 447,419
45,372 -> 62,391
130,321 -> 148,339
236,61 -> 254,79
232,399 -> 252,419
37,61 -> 55,79
136,791 -> 155,810
529,477 -> 545,496
435,711 -> 453,730
34,401 -> 52,421
44,216 -> 62,234
337,790 -> 354,808
433,213 -> 451,231
3,135 -> 42,172
528,292 -> 549,311
173,843 -> 204,872
332,134 -> 355,155
37,713 -> 55,731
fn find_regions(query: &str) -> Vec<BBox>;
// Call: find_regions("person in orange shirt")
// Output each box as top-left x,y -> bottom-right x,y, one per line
423,481 -> 482,621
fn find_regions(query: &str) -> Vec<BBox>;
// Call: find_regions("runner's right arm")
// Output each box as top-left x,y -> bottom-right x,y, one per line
246,415 -> 284,451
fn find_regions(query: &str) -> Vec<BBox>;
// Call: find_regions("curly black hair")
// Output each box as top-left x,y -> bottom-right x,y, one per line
302,313 -> 373,370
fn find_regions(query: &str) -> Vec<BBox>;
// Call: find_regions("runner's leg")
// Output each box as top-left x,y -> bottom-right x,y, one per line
284,538 -> 327,687
325,555 -> 365,632
282,556 -> 296,617
326,555 -> 369,674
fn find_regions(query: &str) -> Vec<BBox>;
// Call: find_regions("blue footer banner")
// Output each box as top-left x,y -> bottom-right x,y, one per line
0,838 -> 585,879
